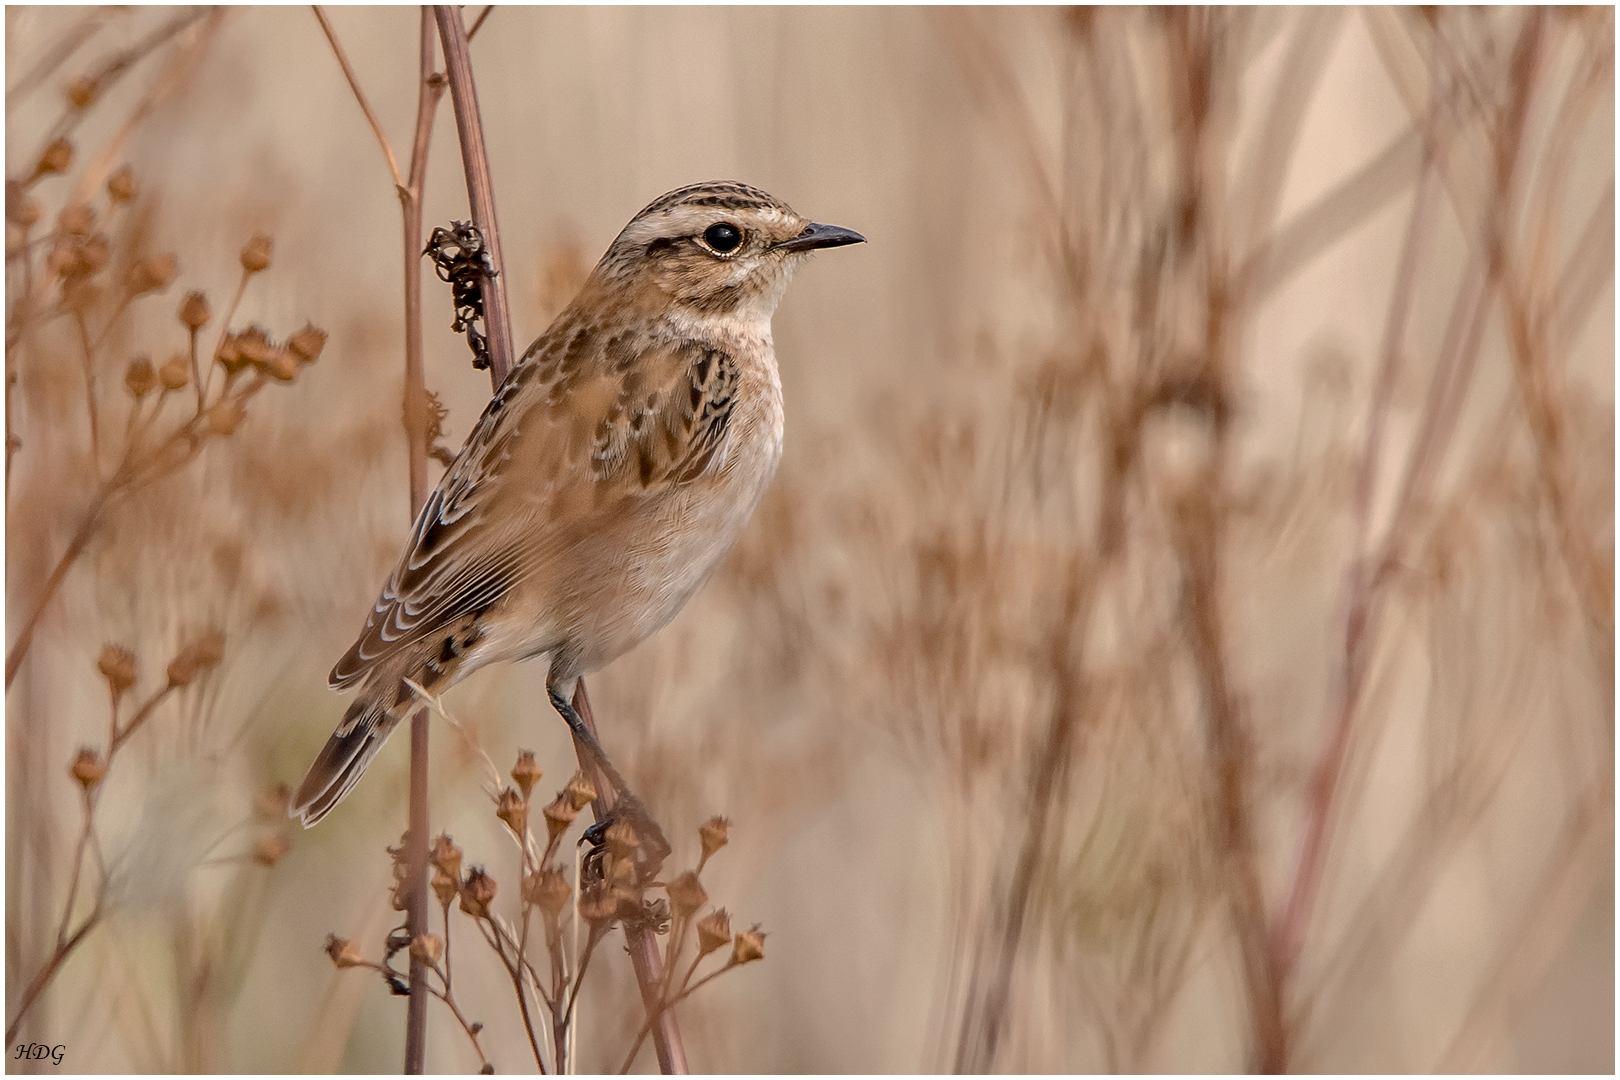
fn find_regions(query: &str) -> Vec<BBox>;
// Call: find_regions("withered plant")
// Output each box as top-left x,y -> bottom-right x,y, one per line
6,8 -> 336,1067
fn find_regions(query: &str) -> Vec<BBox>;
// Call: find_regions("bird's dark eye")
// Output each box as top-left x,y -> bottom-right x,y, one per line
703,222 -> 742,253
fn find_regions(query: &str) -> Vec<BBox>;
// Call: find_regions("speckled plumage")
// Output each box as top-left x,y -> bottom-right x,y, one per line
293,182 -> 863,826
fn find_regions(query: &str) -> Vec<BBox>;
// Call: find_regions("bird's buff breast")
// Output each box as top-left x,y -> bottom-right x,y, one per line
535,354 -> 782,677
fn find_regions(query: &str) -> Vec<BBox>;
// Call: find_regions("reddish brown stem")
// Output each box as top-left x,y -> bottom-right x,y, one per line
432,4 -> 513,386
572,683 -> 689,1074
401,9 -> 444,1072
6,494 -> 107,689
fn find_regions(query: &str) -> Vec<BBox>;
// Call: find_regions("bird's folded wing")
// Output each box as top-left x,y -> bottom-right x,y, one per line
329,332 -> 740,691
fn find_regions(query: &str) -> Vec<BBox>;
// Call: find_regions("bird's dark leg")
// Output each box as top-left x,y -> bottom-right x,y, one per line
547,685 -> 671,873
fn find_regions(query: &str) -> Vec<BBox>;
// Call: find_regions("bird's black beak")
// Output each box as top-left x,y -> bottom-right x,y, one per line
774,221 -> 866,254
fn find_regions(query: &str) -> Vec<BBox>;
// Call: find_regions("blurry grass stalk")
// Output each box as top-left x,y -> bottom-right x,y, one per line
312,5 -> 448,1070
922,6 -> 1612,1071
6,8 -> 321,1053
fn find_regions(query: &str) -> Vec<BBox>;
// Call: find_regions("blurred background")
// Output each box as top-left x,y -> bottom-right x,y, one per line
5,5 -> 1612,1073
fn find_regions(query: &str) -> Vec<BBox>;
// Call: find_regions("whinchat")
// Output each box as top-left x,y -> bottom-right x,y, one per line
293,181 -> 864,826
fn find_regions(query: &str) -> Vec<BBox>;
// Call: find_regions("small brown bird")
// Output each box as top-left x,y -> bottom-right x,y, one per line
293,181 -> 864,826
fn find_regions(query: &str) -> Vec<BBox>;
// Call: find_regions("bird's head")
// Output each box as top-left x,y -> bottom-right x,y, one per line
592,181 -> 864,324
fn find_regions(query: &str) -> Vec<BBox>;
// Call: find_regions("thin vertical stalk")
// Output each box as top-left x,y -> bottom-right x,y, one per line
430,10 -> 687,1069
400,9 -> 444,1072
316,5 -> 448,1068
571,683 -> 689,1075
431,5 -> 512,387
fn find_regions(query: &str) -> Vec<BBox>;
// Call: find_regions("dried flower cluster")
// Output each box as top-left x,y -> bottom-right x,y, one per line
325,745 -> 764,1073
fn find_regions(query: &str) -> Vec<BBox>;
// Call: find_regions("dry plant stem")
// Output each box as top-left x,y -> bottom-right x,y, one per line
952,558 -> 1093,1073
1484,17 -> 1613,684
433,3 -> 512,385
5,374 -> 270,689
11,7 -> 208,188
572,683 -> 688,1074
432,12 -> 685,1068
66,8 -> 225,208
1162,15 -> 1286,1072
5,493 -> 106,688
1274,13 -> 1554,1009
5,677 -> 175,1041
4,6 -> 107,110
475,917 -> 548,1071
466,5 -> 494,41
403,10 -> 443,1070
72,310 -> 102,471
1270,146 -> 1440,981
314,8 -> 448,1068
618,959 -> 737,1074
311,6 -> 405,191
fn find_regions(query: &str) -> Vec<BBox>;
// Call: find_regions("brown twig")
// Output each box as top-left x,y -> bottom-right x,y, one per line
433,4 -> 513,386
618,956 -> 740,1074
430,10 -> 686,1069
310,6 -> 404,192
572,683 -> 689,1073
313,8 -> 449,1069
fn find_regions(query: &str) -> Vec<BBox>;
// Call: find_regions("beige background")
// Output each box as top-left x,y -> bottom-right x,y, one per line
5,6 -> 1612,1073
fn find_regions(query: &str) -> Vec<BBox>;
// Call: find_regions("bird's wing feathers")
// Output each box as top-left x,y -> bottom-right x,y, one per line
329,327 -> 739,690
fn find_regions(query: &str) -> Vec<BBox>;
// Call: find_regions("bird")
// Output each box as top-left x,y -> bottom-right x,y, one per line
292,181 -> 864,827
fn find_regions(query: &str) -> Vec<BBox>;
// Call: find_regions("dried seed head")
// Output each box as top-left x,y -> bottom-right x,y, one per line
216,333 -> 247,374
731,925 -> 766,965
96,644 -> 137,694
252,832 -> 290,867
166,630 -> 224,687
495,787 -> 527,836
189,629 -> 226,669
61,278 -> 100,312
70,747 -> 106,789
124,357 -> 157,399
666,871 -> 707,919
158,355 -> 189,391
178,290 -> 210,330
239,233 -> 272,273
38,138 -> 73,177
106,165 -> 136,203
65,76 -> 96,108
324,934 -> 363,969
604,820 -> 639,860
511,750 -> 542,798
6,182 -> 41,227
260,347 -> 299,382
542,793 -> 577,842
696,908 -> 731,957
458,867 -> 496,919
431,867 -> 458,908
205,398 -> 246,437
410,934 -> 444,967
699,816 -> 729,862
525,868 -> 571,917
563,771 -> 596,811
78,234 -> 110,274
127,253 -> 178,295
578,883 -> 616,926
288,323 -> 327,364
58,202 -> 94,236
231,326 -> 276,368
430,834 -> 463,880
254,782 -> 291,819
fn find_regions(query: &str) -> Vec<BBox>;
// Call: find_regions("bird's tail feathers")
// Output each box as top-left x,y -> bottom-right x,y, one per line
291,692 -> 400,828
